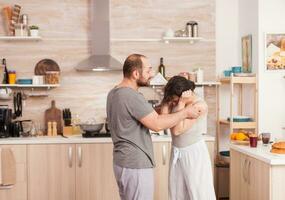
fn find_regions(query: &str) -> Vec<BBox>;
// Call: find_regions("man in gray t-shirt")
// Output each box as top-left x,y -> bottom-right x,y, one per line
107,54 -> 200,200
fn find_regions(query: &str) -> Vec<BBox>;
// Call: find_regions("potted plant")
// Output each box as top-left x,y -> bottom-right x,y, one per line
29,25 -> 39,37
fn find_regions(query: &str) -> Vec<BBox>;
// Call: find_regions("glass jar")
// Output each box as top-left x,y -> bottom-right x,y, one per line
8,70 -> 16,84
45,71 -> 60,84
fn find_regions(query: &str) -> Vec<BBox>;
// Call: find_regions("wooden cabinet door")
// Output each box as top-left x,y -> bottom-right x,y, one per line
153,142 -> 171,200
28,144 -> 76,200
75,143 -> 120,200
247,156 -> 270,200
0,145 -> 27,200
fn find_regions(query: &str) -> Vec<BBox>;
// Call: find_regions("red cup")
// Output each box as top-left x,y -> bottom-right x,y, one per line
249,136 -> 258,148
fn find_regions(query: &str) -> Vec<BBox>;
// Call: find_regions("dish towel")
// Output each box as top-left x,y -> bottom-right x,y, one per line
0,148 -> 16,186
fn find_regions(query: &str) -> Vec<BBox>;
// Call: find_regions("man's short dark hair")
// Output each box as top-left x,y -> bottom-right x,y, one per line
123,54 -> 146,78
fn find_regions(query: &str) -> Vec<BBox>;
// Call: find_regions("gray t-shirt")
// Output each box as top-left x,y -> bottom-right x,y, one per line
106,87 -> 155,169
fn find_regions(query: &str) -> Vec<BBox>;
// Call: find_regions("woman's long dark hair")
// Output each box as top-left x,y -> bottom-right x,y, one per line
162,76 -> 196,104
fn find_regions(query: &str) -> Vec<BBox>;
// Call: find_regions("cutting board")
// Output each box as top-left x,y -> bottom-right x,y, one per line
44,100 -> 62,135
35,59 -> 60,75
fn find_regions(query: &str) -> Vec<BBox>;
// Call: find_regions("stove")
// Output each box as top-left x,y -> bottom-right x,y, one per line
82,131 -> 111,138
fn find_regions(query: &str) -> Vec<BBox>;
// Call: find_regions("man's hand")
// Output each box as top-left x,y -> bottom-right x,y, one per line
185,104 -> 199,119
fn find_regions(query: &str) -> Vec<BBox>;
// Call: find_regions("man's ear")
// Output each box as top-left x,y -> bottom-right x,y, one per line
133,69 -> 140,79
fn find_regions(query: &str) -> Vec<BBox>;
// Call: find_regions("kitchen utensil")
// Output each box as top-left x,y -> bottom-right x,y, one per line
82,132 -> 111,138
195,68 -> 203,83
34,59 -> 60,76
186,21 -> 198,37
13,92 -> 22,119
32,75 -> 44,85
44,100 -> 62,135
192,21 -> 198,37
227,116 -> 252,122
17,78 -> 32,84
261,133 -> 271,145
11,5 -> 21,35
20,14 -> 28,26
2,7 -> 13,35
45,71 -> 60,84
0,88 -> 13,100
0,105 -> 12,138
63,108 -> 72,126
15,120 -> 33,137
223,70 -> 232,77
232,66 -> 242,74
249,136 -> 258,147
220,151 -> 230,163
163,29 -> 175,37
79,123 -> 104,133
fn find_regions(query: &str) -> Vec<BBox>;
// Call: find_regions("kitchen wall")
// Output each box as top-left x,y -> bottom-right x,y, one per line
257,0 -> 285,138
0,0 -> 217,134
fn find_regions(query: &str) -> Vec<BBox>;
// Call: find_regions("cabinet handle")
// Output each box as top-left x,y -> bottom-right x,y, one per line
243,159 -> 247,183
68,146 -> 73,167
0,185 -> 13,190
162,145 -> 166,165
247,160 -> 251,185
78,146 -> 82,167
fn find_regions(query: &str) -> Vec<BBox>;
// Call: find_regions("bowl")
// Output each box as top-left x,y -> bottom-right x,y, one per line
227,116 -> 252,122
17,78 -> 33,84
220,151 -> 230,163
223,70 -> 232,77
79,123 -> 104,133
0,88 -> 12,100
232,66 -> 242,74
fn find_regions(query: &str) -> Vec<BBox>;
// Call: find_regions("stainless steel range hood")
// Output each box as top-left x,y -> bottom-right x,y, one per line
75,0 -> 122,72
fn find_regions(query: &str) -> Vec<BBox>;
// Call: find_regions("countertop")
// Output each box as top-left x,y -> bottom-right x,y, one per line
230,142 -> 285,165
0,134 -> 215,145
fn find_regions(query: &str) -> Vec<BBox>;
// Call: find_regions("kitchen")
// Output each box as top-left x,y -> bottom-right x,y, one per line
0,0 -> 285,200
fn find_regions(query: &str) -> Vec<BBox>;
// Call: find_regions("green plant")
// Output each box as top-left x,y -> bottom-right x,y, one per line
29,25 -> 39,30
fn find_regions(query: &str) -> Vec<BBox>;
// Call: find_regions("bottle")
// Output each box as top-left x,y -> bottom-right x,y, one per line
2,59 -> 9,84
158,57 -> 166,77
196,68 -> 204,83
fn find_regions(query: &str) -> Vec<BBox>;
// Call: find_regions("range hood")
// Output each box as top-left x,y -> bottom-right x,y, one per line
75,0 -> 122,72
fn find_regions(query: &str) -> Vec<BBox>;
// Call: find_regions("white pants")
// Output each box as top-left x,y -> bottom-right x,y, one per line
169,140 -> 216,200
113,164 -> 154,200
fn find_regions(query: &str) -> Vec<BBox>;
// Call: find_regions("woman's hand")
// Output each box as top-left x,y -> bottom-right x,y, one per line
179,90 -> 193,105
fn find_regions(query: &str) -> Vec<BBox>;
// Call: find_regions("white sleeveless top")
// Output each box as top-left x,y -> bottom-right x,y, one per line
171,97 -> 206,148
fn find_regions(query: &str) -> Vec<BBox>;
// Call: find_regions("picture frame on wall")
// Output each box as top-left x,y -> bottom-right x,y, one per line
266,33 -> 285,70
241,35 -> 252,73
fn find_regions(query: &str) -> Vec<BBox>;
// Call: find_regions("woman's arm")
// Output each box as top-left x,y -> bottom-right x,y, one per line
170,91 -> 198,136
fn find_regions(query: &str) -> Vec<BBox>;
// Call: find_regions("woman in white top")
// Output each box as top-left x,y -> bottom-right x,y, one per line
160,76 -> 216,200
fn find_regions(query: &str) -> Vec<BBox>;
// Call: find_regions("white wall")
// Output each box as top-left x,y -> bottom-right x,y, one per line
216,0 -> 239,150
258,0 -> 285,138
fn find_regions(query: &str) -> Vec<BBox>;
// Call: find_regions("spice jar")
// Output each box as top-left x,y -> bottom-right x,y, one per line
45,71 -> 60,84
8,70 -> 16,84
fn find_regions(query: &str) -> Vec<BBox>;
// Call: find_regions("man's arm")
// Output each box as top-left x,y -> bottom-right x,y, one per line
139,104 -> 199,132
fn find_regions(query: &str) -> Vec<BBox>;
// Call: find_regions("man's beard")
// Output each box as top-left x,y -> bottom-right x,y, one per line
136,75 -> 150,87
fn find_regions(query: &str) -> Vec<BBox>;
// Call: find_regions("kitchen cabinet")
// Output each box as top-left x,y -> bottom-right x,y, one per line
28,143 -> 118,200
75,143 -> 119,200
230,149 -> 270,200
153,142 -> 171,200
27,144 -> 76,200
0,145 -> 27,200
25,139 -> 214,200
